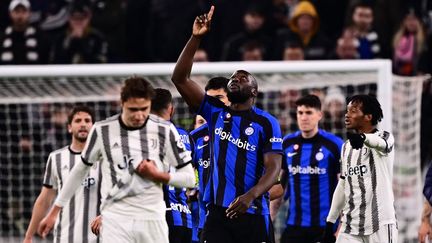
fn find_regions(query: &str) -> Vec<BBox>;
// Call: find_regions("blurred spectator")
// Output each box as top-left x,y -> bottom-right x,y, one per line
221,4 -> 272,61
322,86 -> 346,138
50,2 -> 108,64
282,41 -> 304,60
418,32 -> 432,75
0,0 -> 48,65
348,2 -> 381,59
275,0 -> 332,60
392,9 -> 425,76
268,0 -> 298,31
241,40 -> 264,61
147,0 -> 201,62
334,27 -> 359,59
193,48 -> 209,62
38,0 -> 70,40
91,0 -> 127,62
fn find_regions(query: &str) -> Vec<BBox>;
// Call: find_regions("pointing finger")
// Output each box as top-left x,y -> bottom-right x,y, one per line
207,5 -> 215,21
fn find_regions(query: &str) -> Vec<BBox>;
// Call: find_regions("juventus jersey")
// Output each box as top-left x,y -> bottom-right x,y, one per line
81,114 -> 191,219
43,146 -> 101,243
339,129 -> 396,236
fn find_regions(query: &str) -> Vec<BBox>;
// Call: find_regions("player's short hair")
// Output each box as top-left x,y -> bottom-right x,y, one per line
295,94 -> 321,110
348,94 -> 383,125
151,88 -> 172,114
67,106 -> 95,125
121,76 -> 155,103
205,77 -> 229,92
353,2 -> 373,12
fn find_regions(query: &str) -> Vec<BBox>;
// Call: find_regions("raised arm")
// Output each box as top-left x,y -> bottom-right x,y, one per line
171,6 -> 214,111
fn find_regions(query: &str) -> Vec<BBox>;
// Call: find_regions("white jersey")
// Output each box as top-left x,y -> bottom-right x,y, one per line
43,146 -> 101,243
81,114 -> 191,219
339,129 -> 396,236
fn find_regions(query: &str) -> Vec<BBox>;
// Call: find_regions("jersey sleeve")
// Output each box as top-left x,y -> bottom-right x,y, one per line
197,94 -> 225,126
166,123 -> 192,168
81,125 -> 102,165
339,142 -> 348,179
263,115 -> 283,153
364,130 -> 394,155
42,153 -> 57,189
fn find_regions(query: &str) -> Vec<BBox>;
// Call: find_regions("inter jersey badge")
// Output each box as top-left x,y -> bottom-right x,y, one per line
293,144 -> 299,150
204,135 -> 209,142
225,113 -> 231,119
244,127 -> 254,135
315,152 -> 324,161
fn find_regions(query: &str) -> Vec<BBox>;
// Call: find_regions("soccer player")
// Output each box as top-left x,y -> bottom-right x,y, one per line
171,6 -> 283,243
270,95 -> 343,243
323,94 -> 397,243
150,88 -> 193,243
189,77 -> 230,241
23,106 -> 99,243
38,77 -> 196,243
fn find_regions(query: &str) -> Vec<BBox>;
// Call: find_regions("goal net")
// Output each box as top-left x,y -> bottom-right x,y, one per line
0,61 -> 424,242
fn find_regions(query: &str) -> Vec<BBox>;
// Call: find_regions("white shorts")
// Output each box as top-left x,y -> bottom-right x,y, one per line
336,224 -> 398,243
101,214 -> 169,243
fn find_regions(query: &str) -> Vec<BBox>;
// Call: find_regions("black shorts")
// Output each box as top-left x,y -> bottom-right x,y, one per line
200,205 -> 274,243
280,225 -> 324,243
168,226 -> 192,243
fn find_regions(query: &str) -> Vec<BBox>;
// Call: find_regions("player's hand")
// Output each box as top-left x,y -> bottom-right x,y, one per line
226,193 -> 254,219
37,214 -> 56,239
321,222 -> 336,243
187,189 -> 199,202
419,220 -> 432,243
90,215 -> 102,236
192,6 -> 214,37
136,159 -> 159,181
347,132 -> 365,149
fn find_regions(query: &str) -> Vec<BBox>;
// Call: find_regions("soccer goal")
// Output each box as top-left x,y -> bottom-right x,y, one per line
0,60 -> 424,242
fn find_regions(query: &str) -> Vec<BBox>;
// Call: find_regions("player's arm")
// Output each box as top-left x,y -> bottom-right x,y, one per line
38,161 -> 93,238
226,152 -> 282,218
269,169 -> 287,220
326,178 -> 345,224
171,6 -> 214,111
363,131 -> 394,154
136,125 -> 195,188
23,187 -> 56,242
419,200 -> 432,243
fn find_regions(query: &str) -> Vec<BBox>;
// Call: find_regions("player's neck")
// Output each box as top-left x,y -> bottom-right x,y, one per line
301,127 -> 318,139
229,99 -> 254,111
70,140 -> 85,153
357,124 -> 375,134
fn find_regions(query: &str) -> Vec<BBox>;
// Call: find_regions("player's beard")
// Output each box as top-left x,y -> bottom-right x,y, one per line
227,89 -> 251,104
74,133 -> 87,143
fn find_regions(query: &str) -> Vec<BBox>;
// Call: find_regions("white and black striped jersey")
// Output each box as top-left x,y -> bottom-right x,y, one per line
81,114 -> 191,219
43,146 -> 101,243
339,129 -> 396,236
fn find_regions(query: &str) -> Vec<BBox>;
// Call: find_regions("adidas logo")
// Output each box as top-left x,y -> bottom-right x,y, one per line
112,142 -> 120,149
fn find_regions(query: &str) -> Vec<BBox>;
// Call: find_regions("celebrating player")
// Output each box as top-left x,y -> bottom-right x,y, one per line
171,6 -> 283,243
323,94 -> 397,243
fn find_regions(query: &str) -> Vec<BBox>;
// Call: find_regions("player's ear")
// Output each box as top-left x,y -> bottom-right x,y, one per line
364,114 -> 372,123
251,88 -> 258,97
67,124 -> 72,134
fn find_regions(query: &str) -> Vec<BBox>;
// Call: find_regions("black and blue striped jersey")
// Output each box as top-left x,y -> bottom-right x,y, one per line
199,95 -> 283,215
282,129 -> 343,227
